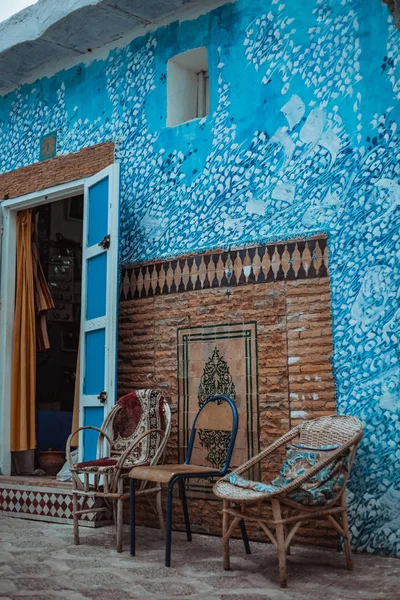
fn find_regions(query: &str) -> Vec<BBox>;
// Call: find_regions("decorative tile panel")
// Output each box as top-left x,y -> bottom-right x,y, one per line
120,236 -> 328,301
177,322 -> 259,500
0,481 -> 112,527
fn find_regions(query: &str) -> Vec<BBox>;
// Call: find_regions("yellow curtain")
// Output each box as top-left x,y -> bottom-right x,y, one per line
70,344 -> 80,447
10,210 -> 37,452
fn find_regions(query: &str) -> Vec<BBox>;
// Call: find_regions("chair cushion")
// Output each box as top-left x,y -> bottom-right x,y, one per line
224,444 -> 350,506
287,453 -> 350,506
75,458 -> 130,473
226,473 -> 279,494
272,445 -> 350,506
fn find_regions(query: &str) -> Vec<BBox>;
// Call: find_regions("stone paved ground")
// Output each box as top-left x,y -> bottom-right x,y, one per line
0,516 -> 399,600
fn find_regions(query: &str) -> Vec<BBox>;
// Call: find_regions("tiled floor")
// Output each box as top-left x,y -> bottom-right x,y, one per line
0,515 -> 399,599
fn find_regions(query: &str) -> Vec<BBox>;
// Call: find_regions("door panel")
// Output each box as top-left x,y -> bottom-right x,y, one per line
83,407 -> 105,463
79,164 -> 119,462
87,178 -> 110,246
83,329 -> 106,395
86,253 -> 107,320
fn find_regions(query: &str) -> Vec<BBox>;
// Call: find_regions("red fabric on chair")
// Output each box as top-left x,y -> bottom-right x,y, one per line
115,392 -> 143,438
76,458 -> 117,469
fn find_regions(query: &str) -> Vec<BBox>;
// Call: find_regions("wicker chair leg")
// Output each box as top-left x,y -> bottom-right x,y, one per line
116,479 -> 124,553
156,485 -> 165,538
272,499 -> 287,588
113,499 -> 118,531
222,500 -> 230,571
285,527 -> 291,555
340,492 -> 353,570
130,479 -> 136,557
72,481 -> 80,545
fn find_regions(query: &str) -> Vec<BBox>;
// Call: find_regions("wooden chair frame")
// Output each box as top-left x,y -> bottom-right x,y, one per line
66,397 -> 171,552
214,415 -> 363,588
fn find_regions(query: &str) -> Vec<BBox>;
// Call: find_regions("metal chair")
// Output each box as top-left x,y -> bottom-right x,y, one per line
66,389 -> 171,552
129,394 -> 239,566
213,415 -> 363,588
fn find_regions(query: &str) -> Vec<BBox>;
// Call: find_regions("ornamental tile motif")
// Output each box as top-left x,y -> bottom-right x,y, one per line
178,322 -> 259,500
198,348 -> 236,470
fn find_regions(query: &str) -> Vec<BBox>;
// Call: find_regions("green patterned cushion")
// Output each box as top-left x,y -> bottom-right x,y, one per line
226,444 -> 349,504
271,444 -> 350,506
226,473 -> 279,494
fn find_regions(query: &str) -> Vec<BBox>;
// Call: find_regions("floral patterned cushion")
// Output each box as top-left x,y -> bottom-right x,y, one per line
226,473 -> 279,494
272,444 -> 350,506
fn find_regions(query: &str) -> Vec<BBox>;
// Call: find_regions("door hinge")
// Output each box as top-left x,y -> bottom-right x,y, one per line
98,234 -> 110,249
98,391 -> 108,404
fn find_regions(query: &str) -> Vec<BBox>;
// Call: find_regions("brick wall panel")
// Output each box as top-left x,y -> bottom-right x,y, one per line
0,142 -> 114,199
118,264 -> 337,548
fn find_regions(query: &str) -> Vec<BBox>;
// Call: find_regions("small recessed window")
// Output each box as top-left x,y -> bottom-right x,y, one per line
167,47 -> 210,127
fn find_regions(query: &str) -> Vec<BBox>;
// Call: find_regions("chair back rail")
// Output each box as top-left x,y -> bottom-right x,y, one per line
184,394 -> 238,475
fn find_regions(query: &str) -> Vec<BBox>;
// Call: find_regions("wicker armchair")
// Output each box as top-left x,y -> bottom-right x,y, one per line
213,415 -> 363,588
66,389 -> 171,552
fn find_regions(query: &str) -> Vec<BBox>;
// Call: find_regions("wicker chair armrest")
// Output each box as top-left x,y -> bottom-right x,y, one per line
115,428 -> 167,469
219,426 -> 301,482
66,426 -> 113,469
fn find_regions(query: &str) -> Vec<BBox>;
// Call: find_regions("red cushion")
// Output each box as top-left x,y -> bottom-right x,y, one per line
76,458 -> 117,469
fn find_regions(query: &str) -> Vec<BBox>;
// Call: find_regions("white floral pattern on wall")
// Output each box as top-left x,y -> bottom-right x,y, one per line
0,0 -> 399,555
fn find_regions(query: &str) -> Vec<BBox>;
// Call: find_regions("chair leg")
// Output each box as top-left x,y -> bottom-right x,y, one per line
179,479 -> 192,542
130,479 -> 135,557
239,518 -> 251,555
340,492 -> 353,570
72,481 -> 80,545
165,483 -> 174,567
116,478 -> 124,553
156,485 -> 165,538
285,527 -> 291,555
223,499 -> 230,571
272,499 -> 287,588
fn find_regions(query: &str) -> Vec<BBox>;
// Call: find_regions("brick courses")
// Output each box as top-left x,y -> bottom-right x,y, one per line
0,142 -> 114,200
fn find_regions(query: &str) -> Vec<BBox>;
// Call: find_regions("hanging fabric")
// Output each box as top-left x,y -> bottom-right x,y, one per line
32,214 -> 54,351
10,210 -> 55,452
10,210 -> 37,452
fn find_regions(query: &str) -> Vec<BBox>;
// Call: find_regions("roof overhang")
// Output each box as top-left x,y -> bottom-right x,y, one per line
0,0 -> 233,96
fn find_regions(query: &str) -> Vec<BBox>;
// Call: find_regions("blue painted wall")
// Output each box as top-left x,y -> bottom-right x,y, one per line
0,0 -> 399,555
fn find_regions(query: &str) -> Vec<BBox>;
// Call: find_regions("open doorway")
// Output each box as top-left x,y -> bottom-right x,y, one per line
0,165 -> 119,480
12,194 -> 83,479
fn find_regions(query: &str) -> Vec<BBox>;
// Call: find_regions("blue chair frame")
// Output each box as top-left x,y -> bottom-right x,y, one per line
130,394 -> 247,566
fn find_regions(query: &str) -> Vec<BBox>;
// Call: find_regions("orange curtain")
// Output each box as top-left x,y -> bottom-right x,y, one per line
10,210 -> 37,452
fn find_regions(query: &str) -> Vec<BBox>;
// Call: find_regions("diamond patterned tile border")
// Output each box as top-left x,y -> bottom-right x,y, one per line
0,482 -> 112,528
119,236 -> 329,301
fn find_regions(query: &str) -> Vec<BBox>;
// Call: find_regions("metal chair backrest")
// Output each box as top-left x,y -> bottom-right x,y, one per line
184,394 -> 238,474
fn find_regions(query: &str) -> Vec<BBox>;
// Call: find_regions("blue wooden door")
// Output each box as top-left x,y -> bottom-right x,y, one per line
79,164 -> 119,462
